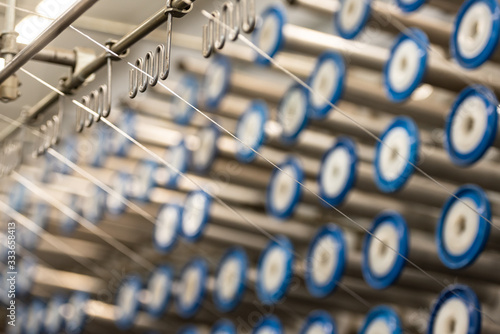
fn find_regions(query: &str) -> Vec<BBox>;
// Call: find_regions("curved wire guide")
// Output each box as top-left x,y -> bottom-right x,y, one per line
129,0 -> 195,99
202,0 -> 256,58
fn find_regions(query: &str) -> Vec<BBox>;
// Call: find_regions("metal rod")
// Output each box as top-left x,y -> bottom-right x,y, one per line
16,44 -> 76,67
0,0 -> 98,84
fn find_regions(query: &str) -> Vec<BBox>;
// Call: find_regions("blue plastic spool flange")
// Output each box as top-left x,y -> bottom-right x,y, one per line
22,203 -> 49,250
266,157 -> 304,219
436,185 -> 491,269
106,172 -> 131,216
213,247 -> 248,312
427,285 -> 481,334
211,319 -> 237,334
318,137 -> 358,207
65,292 -> 90,334
299,310 -> 337,334
154,204 -> 182,253
252,315 -> 283,334
361,212 -> 409,289
451,0 -> 500,69
17,256 -> 37,296
110,110 -> 136,157
277,84 -> 310,144
24,299 -> 46,334
305,224 -> 347,297
203,56 -> 231,110
256,236 -> 294,304
60,194 -> 81,235
44,295 -> 67,334
235,100 -> 268,163
173,75 -> 200,125
9,182 -> 26,212
164,139 -> 190,188
178,326 -> 200,334
396,0 -> 426,12
359,305 -> 403,334
383,28 -> 429,102
132,159 -> 158,202
145,265 -> 174,318
82,186 -> 107,224
181,191 -> 212,242
191,124 -> 220,174
373,116 -> 420,193
307,52 -> 346,119
176,258 -> 208,318
334,0 -> 372,39
252,4 -> 286,65
444,85 -> 499,166
115,275 -> 143,330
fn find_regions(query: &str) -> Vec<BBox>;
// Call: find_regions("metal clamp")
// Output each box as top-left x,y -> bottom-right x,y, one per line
75,42 -> 114,132
202,0 -> 256,58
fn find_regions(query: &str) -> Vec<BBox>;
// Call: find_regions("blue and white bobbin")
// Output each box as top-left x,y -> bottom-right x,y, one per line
181,191 -> 211,242
266,157 -> 304,219
107,110 -> 136,157
60,194 -> 81,235
362,212 -> 409,289
252,4 -> 286,64
334,0 -> 371,40
128,159 -> 158,202
176,258 -> 208,318
156,139 -> 190,188
451,0 -> 500,69
307,52 -> 346,119
305,224 -> 347,297
252,315 -> 283,334
384,29 -> 429,102
211,319 -> 237,334
115,275 -> 143,330
24,299 -> 46,334
235,100 -> 268,163
171,75 -> 200,125
299,310 -> 337,334
373,117 -> 420,193
44,295 -> 66,334
256,236 -> 294,304
277,84 -> 309,143
318,137 -> 358,207
191,125 -> 219,173
106,172 -> 131,216
436,185 -> 491,269
17,256 -> 37,296
444,85 -> 499,166
213,247 -> 248,312
427,285 -> 482,334
81,185 -> 107,224
144,265 -> 174,318
65,292 -> 89,334
154,204 -> 182,253
358,305 -> 403,334
202,56 -> 231,109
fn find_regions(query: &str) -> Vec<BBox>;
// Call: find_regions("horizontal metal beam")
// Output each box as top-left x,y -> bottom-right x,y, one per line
0,0 -> 98,84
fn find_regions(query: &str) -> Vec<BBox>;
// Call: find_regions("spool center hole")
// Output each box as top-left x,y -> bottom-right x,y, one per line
332,166 -> 340,178
347,1 -> 356,15
400,57 -> 408,72
463,115 -> 474,134
456,215 -> 466,235
270,262 -> 279,276
469,20 -> 479,40
278,182 -> 289,196
320,251 -> 330,266
448,317 -> 456,333
377,241 -> 388,257
390,146 -> 399,162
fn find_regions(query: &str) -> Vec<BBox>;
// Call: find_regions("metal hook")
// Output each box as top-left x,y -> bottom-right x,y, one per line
202,15 -> 215,58
214,11 -> 225,50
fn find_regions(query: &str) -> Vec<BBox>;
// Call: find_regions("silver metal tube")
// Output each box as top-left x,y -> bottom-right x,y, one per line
4,0 -> 16,33
0,0 -> 98,84
16,44 -> 76,67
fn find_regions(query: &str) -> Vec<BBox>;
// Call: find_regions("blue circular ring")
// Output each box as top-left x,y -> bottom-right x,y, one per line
307,52 -> 346,119
145,265 -> 174,318
334,0 -> 372,39
191,124 -> 220,174
373,116 -> 420,193
203,56 -> 231,110
451,0 -> 500,69
396,0 -> 426,12
383,28 -> 429,102
235,100 -> 269,163
213,247 -> 248,312
266,157 -> 304,219
65,292 -> 89,334
153,204 -> 182,253
176,258 -> 208,318
361,211 -> 409,289
444,85 -> 499,166
252,5 -> 286,65
181,191 -> 212,242
256,236 -> 294,304
252,315 -> 283,334
277,84 -> 310,144
173,75 -> 200,125
211,319 -> 237,334
305,224 -> 346,297
359,305 -> 403,334
299,310 -> 337,334
115,275 -> 143,330
436,185 -> 491,269
427,285 -> 481,334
